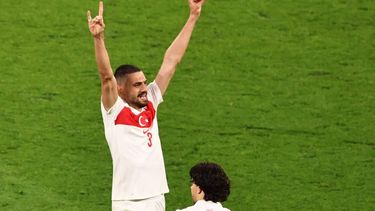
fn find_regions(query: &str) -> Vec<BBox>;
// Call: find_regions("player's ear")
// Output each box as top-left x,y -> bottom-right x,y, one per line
116,78 -> 126,92
197,186 -> 205,200
197,186 -> 203,194
117,84 -> 124,93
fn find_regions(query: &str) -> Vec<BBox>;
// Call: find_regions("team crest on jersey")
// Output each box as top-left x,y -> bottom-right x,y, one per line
114,102 -> 155,128
138,115 -> 149,127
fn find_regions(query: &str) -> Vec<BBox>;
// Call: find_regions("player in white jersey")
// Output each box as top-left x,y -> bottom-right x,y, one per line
87,0 -> 206,210
176,162 -> 231,211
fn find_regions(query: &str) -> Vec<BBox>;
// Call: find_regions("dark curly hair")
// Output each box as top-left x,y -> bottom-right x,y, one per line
190,161 -> 230,203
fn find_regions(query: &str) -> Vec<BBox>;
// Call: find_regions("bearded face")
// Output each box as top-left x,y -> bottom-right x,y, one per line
118,71 -> 149,110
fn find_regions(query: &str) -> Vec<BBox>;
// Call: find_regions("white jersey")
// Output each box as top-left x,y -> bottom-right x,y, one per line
176,200 -> 230,211
101,81 -> 169,200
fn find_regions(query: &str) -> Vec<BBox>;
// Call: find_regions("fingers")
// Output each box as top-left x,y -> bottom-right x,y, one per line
91,16 -> 103,24
189,0 -> 205,8
87,1 -> 103,21
196,0 -> 205,6
191,0 -> 203,4
87,10 -> 92,22
99,1 -> 104,17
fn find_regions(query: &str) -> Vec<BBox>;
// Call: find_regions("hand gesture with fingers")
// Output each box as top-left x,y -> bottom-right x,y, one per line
189,0 -> 206,17
87,1 -> 105,38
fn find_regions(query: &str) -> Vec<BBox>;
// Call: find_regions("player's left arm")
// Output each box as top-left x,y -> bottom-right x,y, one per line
155,0 -> 206,96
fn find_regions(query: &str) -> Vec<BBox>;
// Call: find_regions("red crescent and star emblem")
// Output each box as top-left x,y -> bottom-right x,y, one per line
114,101 -> 156,128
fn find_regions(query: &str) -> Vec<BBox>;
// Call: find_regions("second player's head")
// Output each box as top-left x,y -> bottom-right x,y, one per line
189,161 -> 231,203
115,64 -> 148,109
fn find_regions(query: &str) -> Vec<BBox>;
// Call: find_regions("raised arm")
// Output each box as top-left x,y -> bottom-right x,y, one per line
155,0 -> 206,95
88,1 -> 118,110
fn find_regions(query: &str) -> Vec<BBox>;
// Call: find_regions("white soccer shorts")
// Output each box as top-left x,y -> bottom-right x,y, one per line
112,195 -> 165,211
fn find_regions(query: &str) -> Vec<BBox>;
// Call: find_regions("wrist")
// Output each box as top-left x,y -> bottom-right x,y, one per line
93,33 -> 104,40
189,13 -> 200,21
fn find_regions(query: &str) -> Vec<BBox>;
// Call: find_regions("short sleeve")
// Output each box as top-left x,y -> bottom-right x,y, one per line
101,96 -> 125,122
147,81 -> 163,108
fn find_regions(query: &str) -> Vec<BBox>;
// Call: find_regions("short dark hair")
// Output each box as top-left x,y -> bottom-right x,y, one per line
114,64 -> 142,83
190,161 -> 230,203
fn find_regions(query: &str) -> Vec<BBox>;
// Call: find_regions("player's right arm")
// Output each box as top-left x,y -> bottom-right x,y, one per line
88,1 -> 118,111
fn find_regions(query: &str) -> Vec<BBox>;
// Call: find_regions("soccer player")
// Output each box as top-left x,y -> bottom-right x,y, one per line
87,0 -> 205,210
176,162 -> 231,211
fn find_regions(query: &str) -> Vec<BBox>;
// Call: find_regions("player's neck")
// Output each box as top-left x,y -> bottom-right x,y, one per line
127,102 -> 144,112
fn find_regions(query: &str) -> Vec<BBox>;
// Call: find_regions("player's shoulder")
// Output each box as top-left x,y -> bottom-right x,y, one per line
175,204 -> 197,211
175,207 -> 192,211
147,80 -> 163,106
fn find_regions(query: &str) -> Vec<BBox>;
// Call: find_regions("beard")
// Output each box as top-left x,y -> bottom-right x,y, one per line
134,99 -> 148,108
133,91 -> 148,108
122,91 -> 148,109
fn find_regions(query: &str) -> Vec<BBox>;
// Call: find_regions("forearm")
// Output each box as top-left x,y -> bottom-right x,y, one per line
163,15 -> 199,64
155,14 -> 201,95
88,1 -> 117,109
93,35 -> 118,110
94,36 -> 113,79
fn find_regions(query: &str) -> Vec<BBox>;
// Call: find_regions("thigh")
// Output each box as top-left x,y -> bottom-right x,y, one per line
112,200 -> 135,211
146,195 -> 165,211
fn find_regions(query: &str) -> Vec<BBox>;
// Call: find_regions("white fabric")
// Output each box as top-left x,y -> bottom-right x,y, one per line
176,200 -> 230,211
101,81 -> 169,200
112,194 -> 165,211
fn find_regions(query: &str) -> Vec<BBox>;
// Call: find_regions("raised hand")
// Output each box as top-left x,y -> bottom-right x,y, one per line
87,1 -> 105,38
189,0 -> 206,17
